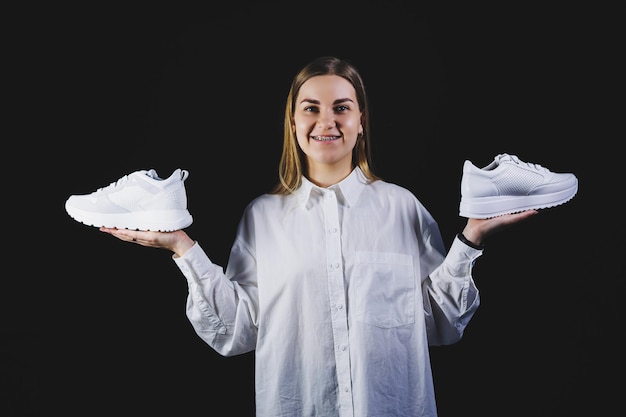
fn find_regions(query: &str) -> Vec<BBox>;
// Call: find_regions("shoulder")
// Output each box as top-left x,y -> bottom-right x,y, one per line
369,179 -> 420,201
243,192 -> 293,214
366,179 -> 434,219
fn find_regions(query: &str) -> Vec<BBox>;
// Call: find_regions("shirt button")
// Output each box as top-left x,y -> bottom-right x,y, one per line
337,304 -> 343,310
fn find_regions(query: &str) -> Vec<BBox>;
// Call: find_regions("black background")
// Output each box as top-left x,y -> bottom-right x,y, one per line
4,2 -> 623,416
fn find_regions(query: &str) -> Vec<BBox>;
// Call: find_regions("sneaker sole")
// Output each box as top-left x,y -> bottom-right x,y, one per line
459,183 -> 578,219
65,204 -> 193,232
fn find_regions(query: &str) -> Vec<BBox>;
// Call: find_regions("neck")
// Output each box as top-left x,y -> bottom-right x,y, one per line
307,162 -> 353,188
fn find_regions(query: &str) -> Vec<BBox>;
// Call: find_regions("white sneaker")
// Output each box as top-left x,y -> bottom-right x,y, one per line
459,153 -> 578,219
65,168 -> 193,231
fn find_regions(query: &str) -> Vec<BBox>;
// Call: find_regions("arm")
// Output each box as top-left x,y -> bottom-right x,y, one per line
99,226 -> 259,356
424,210 -> 539,345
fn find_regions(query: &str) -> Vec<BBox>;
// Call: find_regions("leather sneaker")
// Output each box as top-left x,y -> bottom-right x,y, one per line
65,168 -> 193,231
459,153 -> 578,219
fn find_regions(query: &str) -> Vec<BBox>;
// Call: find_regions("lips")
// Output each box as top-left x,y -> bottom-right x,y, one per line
311,135 -> 340,141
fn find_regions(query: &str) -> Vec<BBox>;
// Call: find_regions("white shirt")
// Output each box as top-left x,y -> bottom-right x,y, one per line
174,167 -> 482,417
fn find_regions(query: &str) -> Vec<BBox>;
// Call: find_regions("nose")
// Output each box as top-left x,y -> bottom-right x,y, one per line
317,109 -> 336,129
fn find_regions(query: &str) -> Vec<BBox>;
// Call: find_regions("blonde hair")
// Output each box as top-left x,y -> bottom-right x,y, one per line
270,56 -> 381,194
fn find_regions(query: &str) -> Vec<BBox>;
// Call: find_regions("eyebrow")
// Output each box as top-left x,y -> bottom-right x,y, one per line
299,98 -> 355,105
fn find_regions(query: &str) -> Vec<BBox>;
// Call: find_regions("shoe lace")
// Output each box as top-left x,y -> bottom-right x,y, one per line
96,174 -> 131,192
506,154 -> 549,173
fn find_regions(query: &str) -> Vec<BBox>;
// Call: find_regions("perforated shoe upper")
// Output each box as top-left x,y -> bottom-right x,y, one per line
461,154 -> 577,199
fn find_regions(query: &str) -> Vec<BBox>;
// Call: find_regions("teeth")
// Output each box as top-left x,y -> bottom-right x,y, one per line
313,136 -> 336,141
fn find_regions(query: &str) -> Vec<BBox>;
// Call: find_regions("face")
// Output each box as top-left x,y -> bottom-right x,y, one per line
293,75 -> 363,173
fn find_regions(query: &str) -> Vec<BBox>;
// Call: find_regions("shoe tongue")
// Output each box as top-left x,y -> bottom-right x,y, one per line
144,169 -> 159,179
497,153 -> 515,162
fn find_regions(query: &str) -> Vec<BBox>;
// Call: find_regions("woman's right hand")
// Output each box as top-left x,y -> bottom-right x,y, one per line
99,227 -> 196,258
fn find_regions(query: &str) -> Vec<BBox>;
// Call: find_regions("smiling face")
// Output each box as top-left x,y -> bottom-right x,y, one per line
293,75 -> 363,181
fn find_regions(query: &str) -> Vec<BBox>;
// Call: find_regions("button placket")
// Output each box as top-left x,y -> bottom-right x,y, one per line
323,190 -> 353,416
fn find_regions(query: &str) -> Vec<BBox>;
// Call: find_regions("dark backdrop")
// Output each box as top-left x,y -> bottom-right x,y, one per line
5,2 -> 623,416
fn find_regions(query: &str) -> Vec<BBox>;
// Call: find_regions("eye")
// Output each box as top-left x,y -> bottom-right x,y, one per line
334,105 -> 349,113
303,105 -> 319,113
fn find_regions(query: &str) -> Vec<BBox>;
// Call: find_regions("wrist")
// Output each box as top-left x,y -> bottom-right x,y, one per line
457,233 -> 484,250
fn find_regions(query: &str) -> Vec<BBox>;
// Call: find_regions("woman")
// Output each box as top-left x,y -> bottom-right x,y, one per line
101,56 -> 536,416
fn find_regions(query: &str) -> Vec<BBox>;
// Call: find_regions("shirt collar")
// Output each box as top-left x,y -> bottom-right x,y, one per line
296,167 -> 368,210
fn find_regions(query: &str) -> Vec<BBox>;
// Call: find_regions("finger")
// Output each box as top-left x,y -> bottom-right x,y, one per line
110,229 -> 140,243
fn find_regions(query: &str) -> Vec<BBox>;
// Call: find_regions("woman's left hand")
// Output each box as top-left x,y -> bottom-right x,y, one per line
461,210 -> 538,247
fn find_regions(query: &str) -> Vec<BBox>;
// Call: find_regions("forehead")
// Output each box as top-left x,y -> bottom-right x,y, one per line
298,75 -> 356,101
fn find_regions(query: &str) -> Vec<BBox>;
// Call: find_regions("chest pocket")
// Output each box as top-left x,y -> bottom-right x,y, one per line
352,251 -> 415,328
